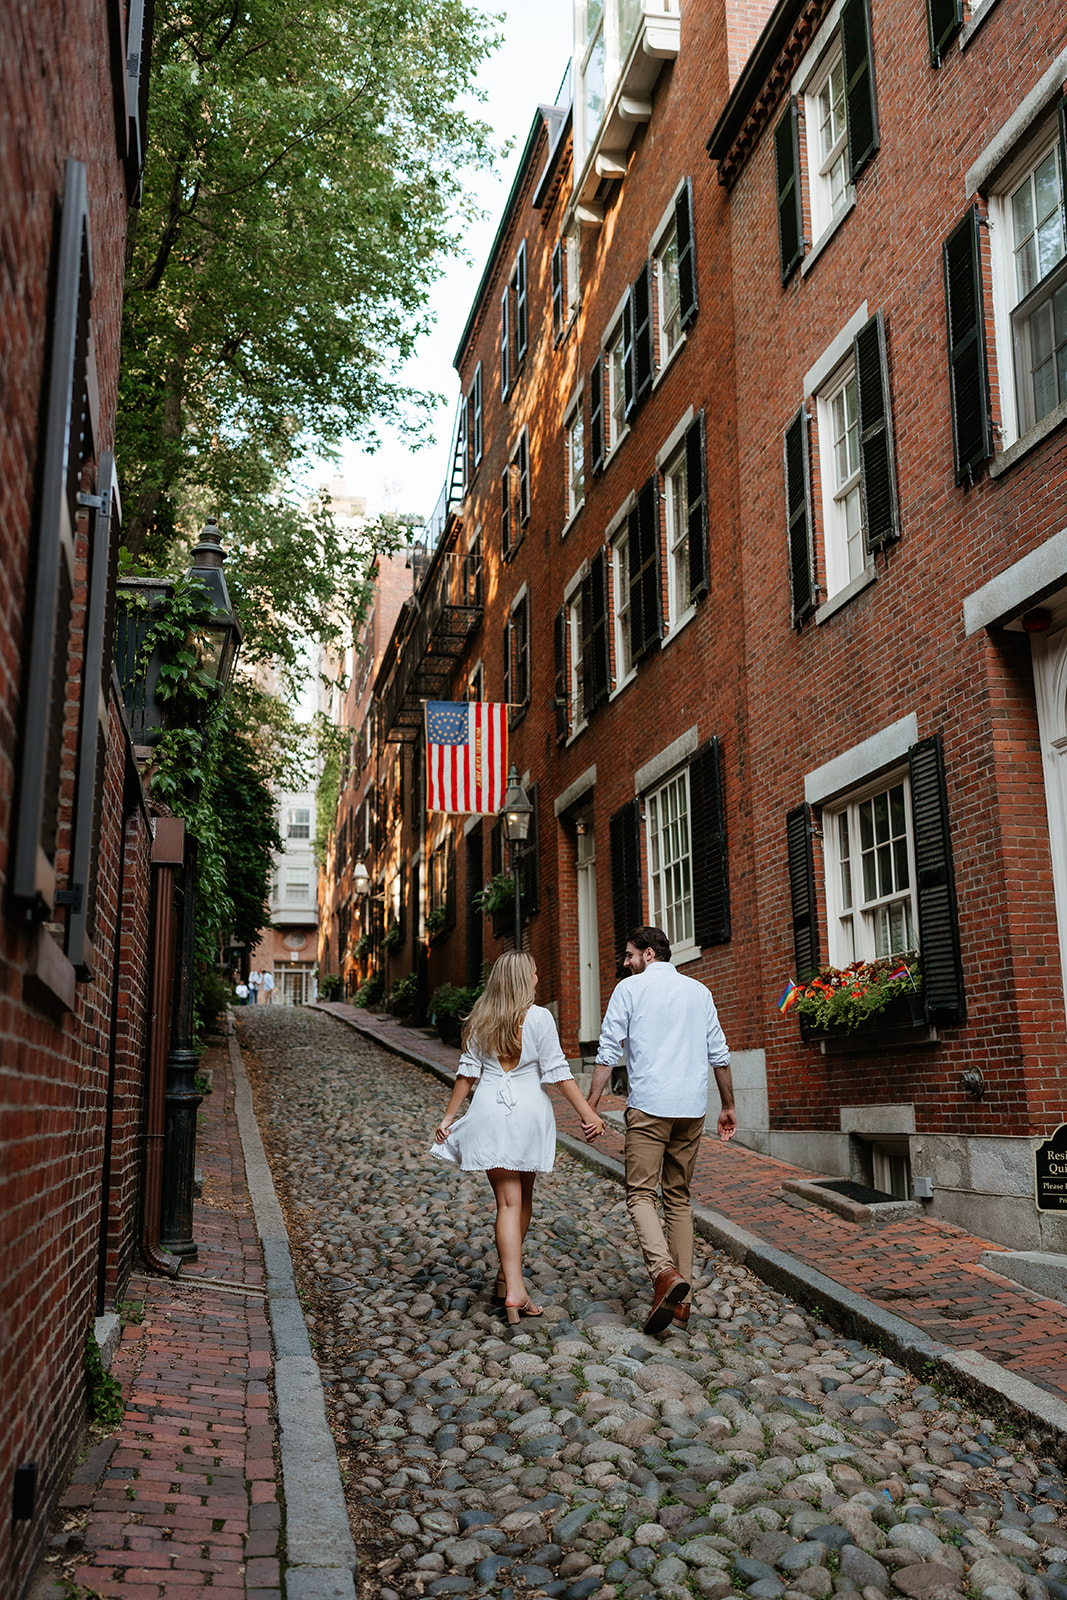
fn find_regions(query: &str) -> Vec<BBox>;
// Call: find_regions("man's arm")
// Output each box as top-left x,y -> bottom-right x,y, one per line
713,1062 -> 736,1141
590,983 -> 630,1112
587,1059 -> 614,1114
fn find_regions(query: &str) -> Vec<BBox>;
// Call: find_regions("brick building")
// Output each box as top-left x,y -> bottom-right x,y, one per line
0,5 -> 219,1595
322,0 -> 1067,1256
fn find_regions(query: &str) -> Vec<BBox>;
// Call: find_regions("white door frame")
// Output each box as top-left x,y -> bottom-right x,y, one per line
576,819 -> 600,1043
1030,624 -> 1067,1018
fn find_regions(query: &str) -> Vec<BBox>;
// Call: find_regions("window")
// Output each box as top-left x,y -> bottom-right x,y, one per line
501,241 -> 529,398
816,359 -> 865,595
825,774 -> 917,963
564,552 -> 610,731
663,449 -> 691,628
647,770 -> 694,951
610,520 -> 634,687
467,660 -> 484,702
568,587 -> 585,729
988,125 -> 1067,444
577,0 -> 608,167
565,402 -> 585,520
504,589 -> 530,722
552,226 -> 580,337
607,325 -> 627,448
285,870 -> 311,905
656,224 -> 682,363
469,362 -> 483,471
287,807 -> 311,839
626,477 -> 662,664
574,0 -> 681,180
501,430 -> 530,557
778,0 -> 879,274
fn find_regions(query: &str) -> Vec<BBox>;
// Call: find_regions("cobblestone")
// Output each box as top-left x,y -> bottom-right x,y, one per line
241,1008 -> 1067,1600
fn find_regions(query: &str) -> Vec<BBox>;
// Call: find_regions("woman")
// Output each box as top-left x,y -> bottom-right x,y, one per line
432,952 -> 605,1323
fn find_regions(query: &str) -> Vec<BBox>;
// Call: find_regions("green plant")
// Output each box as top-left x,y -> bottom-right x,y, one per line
473,872 -> 514,916
383,921 -> 402,949
354,973 -> 384,1008
319,972 -> 342,1000
425,903 -> 449,936
432,982 -> 478,1023
119,1300 -> 145,1326
195,968 -> 231,1034
790,955 -> 921,1033
389,972 -> 418,1015
85,1328 -> 124,1429
354,933 -> 371,957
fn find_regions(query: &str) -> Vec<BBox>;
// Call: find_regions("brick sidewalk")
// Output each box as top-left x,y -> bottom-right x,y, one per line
55,1036 -> 282,1600
320,1002 -> 1067,1407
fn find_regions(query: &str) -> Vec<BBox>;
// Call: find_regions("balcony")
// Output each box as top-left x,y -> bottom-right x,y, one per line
379,528 -> 484,743
574,0 -> 681,214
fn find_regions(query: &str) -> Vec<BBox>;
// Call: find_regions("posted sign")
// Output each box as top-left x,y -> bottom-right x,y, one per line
1035,1124 -> 1067,1212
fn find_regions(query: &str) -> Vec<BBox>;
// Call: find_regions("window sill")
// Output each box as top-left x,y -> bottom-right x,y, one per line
603,426 -> 631,469
960,0 -> 999,50
671,941 -> 701,968
508,703 -> 529,731
503,530 -> 527,563
815,563 -> 877,624
24,924 -> 76,1012
801,190 -> 857,278
989,397 -> 1067,479
652,332 -> 687,390
554,308 -> 580,350
609,669 -> 637,702
560,503 -> 585,541
661,605 -> 697,648
565,718 -> 589,746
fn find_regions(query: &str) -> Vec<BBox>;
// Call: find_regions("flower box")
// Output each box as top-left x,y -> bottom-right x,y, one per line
800,988 -> 927,1043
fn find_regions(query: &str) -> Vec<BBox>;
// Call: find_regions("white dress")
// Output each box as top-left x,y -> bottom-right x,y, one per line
430,1005 -> 574,1173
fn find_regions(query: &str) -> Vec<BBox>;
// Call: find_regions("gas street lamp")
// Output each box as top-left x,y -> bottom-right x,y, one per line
499,764 -> 532,951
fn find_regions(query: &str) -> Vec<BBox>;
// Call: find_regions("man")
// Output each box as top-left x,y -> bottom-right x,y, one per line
588,926 -> 735,1336
261,968 -> 275,1005
248,968 -> 262,1005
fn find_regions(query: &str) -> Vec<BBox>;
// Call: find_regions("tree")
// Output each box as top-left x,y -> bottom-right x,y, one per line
120,0 -> 500,562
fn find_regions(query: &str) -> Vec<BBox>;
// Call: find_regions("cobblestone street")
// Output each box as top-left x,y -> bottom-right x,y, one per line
241,1008 -> 1067,1600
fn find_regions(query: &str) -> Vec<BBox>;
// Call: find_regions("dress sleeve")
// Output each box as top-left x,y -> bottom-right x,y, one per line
456,1047 -> 483,1080
533,1008 -> 573,1084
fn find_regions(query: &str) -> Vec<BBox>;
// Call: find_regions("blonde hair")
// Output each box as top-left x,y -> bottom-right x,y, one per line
463,951 -> 536,1060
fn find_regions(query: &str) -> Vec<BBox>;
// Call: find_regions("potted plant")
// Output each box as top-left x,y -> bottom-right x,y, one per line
354,972 -> 384,1009
473,873 -> 514,917
353,932 -> 370,957
319,972 -> 342,1001
387,971 -> 418,1017
426,903 -> 449,938
383,921 -> 402,951
788,955 -> 924,1040
431,981 -> 475,1045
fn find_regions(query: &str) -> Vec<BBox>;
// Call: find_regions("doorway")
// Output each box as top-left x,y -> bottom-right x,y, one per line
575,813 -> 600,1045
1031,624 -> 1067,1015
281,963 -> 314,1005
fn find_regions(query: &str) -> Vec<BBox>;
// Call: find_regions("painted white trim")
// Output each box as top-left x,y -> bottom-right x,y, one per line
815,562 -> 877,623
656,406 -> 696,469
791,0 -> 845,94
804,714 -> 918,805
1029,625 -> 1067,1017
651,175 -> 689,252
606,489 -> 637,540
554,764 -> 597,817
635,725 -> 699,794
965,46 -> 1067,198
564,559 -> 589,604
800,190 -> 857,277
804,302 -> 869,397
962,524 -> 1067,635
509,580 -> 529,616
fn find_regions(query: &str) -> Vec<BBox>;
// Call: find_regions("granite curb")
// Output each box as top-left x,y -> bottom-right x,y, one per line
228,1024 -> 358,1600
314,1002 -> 1067,1452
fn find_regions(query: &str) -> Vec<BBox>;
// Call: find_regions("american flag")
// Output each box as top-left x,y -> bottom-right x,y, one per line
426,701 -> 508,815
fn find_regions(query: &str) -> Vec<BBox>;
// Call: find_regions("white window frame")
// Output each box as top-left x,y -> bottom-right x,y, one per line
565,395 -> 585,522
286,806 -> 311,839
822,768 -> 919,966
565,225 -> 581,319
606,321 -> 627,454
654,220 -> 682,369
284,870 -> 311,905
988,118 -> 1067,449
645,766 -> 696,959
565,561 -> 588,733
661,441 -> 692,635
793,0 -> 855,262
467,659 -> 485,702
608,499 -> 636,695
815,355 -> 866,600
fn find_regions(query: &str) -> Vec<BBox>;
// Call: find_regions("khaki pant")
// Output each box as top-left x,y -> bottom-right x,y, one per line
624,1108 -> 705,1295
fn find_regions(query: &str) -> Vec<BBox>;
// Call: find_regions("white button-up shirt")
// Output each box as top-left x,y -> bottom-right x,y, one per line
595,960 -> 729,1118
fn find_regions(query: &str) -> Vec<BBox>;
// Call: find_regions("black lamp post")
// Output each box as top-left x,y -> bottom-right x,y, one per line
158,519 -> 242,1261
500,764 -> 532,951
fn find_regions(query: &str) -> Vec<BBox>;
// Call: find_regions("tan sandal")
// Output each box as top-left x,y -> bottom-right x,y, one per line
505,1298 -> 543,1325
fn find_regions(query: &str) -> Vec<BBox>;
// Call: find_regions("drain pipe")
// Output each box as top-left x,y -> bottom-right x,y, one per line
142,816 -> 184,1277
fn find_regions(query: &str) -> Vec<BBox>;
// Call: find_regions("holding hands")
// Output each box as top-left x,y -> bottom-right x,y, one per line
580,1114 -> 606,1144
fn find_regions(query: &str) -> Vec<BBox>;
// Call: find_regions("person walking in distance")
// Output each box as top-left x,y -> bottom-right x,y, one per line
588,926 -> 736,1335
247,968 -> 262,1005
261,968 -> 275,1005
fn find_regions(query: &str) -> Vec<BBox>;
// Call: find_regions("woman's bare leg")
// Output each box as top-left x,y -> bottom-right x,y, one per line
488,1168 -> 538,1308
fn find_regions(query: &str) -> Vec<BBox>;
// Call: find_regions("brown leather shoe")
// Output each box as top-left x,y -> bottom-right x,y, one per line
643,1267 -> 690,1335
672,1302 -> 690,1326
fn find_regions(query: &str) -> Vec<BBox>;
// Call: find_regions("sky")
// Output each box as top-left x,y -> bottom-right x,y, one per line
324,0 -> 574,521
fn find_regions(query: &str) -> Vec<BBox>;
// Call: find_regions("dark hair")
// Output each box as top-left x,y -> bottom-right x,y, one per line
627,926 -> 672,962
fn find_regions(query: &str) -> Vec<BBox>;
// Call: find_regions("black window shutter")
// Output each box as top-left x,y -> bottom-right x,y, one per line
609,798 -> 643,963
446,834 -> 457,931
124,0 -> 155,196
517,593 -> 531,703
943,205 -> 993,487
580,567 -> 595,720
14,159 -> 93,915
551,241 -> 563,335
786,804 -> 820,978
515,241 -> 528,360
107,0 -> 129,166
685,411 -> 709,601
590,548 -> 610,707
629,477 -> 661,663
1060,97 -> 1067,241
841,0 -> 879,181
774,101 -> 804,282
590,355 -> 605,476
783,407 -> 816,625
853,310 -> 900,552
622,290 -> 636,418
634,260 -> 654,407
926,0 -> 962,66
909,735 -> 966,1025
67,452 -> 118,975
458,394 -> 469,492
500,286 -> 510,399
519,431 -> 530,524
520,784 -> 540,917
675,178 -> 698,330
553,606 -> 568,741
503,620 -> 512,709
471,363 -> 483,467
691,737 -> 730,946
500,465 -> 511,556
